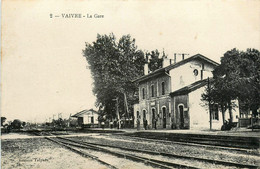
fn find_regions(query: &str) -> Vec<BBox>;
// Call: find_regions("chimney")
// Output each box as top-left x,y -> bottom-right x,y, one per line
182,54 -> 185,60
174,53 -> 176,63
162,58 -> 171,67
144,63 -> 149,75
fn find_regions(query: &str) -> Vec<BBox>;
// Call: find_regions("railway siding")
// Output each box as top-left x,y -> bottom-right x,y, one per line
65,133 -> 259,167
123,132 -> 260,149
57,136 -> 258,169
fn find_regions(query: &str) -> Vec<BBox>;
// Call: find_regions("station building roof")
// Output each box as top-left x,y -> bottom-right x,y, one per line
169,78 -> 214,96
71,109 -> 98,118
133,54 -> 219,83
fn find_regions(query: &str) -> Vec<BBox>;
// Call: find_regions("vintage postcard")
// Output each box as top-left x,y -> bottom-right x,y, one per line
1,0 -> 259,169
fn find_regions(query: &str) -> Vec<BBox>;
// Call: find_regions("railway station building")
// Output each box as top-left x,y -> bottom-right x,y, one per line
133,54 -> 239,130
71,109 -> 99,128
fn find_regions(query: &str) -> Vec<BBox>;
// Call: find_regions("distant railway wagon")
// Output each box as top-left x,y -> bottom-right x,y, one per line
71,109 -> 99,128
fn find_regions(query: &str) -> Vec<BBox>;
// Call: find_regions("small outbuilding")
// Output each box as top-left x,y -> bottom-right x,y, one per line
71,109 -> 99,128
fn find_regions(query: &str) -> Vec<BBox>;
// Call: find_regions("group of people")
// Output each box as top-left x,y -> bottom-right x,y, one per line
136,118 -> 157,130
101,119 -> 120,129
102,117 -> 158,130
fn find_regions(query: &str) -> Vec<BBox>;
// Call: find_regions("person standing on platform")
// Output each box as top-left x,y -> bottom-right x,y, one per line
110,120 -> 113,129
137,118 -> 140,131
154,118 -> 157,129
144,119 -> 148,130
101,121 -> 105,130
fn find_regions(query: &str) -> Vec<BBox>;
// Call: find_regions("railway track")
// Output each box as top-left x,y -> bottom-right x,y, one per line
54,136 -> 258,169
109,134 -> 258,155
32,131 -> 258,168
46,137 -> 117,169
48,135 -> 199,169
33,132 -> 118,169
124,132 -> 260,149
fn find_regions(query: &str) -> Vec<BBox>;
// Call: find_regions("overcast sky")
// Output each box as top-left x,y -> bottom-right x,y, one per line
1,0 -> 260,122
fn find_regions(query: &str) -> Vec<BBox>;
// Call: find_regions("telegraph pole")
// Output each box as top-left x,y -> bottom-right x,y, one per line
116,97 -> 120,129
58,113 -> 62,119
53,114 -> 56,130
124,93 -> 129,119
113,97 -> 120,129
208,77 -> 212,130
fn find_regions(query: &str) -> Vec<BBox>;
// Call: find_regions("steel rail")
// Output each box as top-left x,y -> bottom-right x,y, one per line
57,136 -> 258,169
54,137 -> 199,169
125,134 -> 259,149
32,132 -> 118,169
125,135 -> 258,154
124,133 -> 259,149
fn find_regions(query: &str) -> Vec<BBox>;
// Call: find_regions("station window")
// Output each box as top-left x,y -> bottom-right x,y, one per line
151,85 -> 155,97
143,110 -> 146,121
212,104 -> 219,120
137,111 -> 140,119
162,82 -> 165,95
142,88 -> 145,99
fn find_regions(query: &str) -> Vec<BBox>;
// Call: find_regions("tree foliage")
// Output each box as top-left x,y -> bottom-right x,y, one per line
214,48 -> 260,116
53,118 -> 67,128
146,49 -> 164,72
1,117 -> 7,126
11,119 -> 22,129
202,48 -> 260,125
83,33 -> 146,119
201,78 -> 234,126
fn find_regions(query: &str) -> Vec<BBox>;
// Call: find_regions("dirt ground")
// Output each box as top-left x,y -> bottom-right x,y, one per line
1,132 -> 259,169
1,137 -> 107,169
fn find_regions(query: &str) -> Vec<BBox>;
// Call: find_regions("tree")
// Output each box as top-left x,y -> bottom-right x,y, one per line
146,49 -> 164,72
1,117 -> 7,126
22,122 -> 26,127
202,48 -> 260,128
11,119 -> 22,129
83,33 -> 146,125
214,48 -> 260,119
201,78 -> 232,129
52,118 -> 67,128
235,49 -> 260,117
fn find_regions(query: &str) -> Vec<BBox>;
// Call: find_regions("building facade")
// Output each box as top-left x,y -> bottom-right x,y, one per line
71,109 -> 99,128
133,54 -> 239,130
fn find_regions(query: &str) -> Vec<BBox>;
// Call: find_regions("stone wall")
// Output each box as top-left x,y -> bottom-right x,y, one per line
135,74 -> 172,129
171,95 -> 189,129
